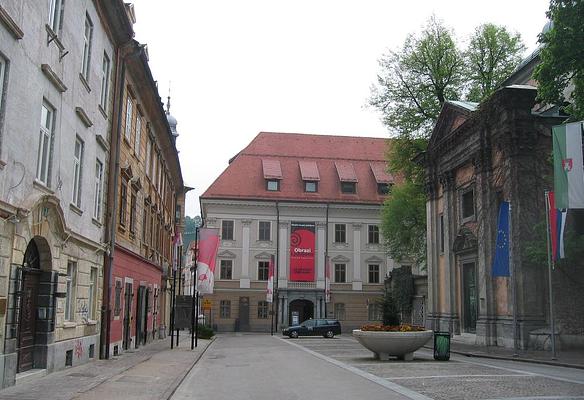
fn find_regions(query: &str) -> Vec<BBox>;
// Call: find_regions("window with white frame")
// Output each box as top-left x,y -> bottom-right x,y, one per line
368,303 -> 382,321
220,260 -> 232,280
0,56 -> 6,111
72,137 -> 84,207
257,261 -> 269,281
221,220 -> 234,240
99,52 -> 110,111
124,93 -> 133,141
145,137 -> 152,178
134,112 -> 142,156
258,221 -> 270,241
65,261 -> 77,321
89,267 -> 97,320
48,0 -> 64,33
334,303 -> 345,320
37,101 -> 55,186
368,225 -> 380,244
334,263 -> 346,283
81,14 -> 93,80
93,159 -> 103,221
334,224 -> 346,243
368,264 -> 380,283
257,301 -> 269,319
220,300 -> 231,318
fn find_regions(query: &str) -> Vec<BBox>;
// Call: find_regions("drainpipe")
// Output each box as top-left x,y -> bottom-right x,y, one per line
275,201 -> 280,330
324,203 -> 329,318
100,42 -> 144,360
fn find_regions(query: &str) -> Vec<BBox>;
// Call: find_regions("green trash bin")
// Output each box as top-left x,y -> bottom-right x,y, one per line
433,331 -> 450,361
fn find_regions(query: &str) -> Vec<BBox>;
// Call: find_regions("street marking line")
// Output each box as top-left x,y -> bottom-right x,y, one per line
452,356 -> 584,386
386,374 -> 527,380
278,337 -> 433,400
483,397 -> 584,400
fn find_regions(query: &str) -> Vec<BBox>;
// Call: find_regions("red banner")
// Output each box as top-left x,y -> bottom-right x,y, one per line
290,222 -> 315,282
196,228 -> 220,294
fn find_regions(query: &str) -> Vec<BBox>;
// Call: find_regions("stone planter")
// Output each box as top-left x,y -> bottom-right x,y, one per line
353,329 -> 433,361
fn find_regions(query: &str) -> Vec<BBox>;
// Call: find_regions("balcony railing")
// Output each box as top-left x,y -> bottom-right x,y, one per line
287,281 -> 317,290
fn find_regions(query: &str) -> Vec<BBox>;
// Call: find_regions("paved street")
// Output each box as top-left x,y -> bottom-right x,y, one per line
0,336 -> 211,400
174,334 -> 584,400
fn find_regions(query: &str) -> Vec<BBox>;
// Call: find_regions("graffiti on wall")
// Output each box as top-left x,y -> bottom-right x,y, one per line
75,339 -> 83,359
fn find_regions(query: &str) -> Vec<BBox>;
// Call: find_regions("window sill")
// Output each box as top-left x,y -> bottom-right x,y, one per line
86,319 -> 98,326
98,105 -> 108,120
69,203 -> 83,216
63,322 -> 76,329
79,73 -> 91,93
92,217 -> 102,228
33,179 -> 54,195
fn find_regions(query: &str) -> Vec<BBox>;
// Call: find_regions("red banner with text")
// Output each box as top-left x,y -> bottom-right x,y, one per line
290,222 -> 315,282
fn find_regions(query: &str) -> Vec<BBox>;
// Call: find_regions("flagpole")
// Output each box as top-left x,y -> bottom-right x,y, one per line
509,201 -> 519,356
544,191 -> 557,359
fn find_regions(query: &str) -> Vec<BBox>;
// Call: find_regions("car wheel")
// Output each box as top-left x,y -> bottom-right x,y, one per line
290,331 -> 299,339
325,330 -> 334,338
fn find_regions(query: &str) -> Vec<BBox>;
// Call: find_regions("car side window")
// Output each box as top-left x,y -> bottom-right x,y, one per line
303,320 -> 315,328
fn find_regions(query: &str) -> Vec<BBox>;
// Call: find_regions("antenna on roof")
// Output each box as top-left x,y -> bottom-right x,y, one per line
166,82 -> 171,115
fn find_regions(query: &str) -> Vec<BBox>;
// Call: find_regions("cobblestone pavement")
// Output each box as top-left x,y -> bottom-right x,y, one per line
282,335 -> 584,400
0,336 -> 211,400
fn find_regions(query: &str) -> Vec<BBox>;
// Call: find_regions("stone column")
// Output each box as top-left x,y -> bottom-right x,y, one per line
425,179 -> 438,330
240,219 -> 251,288
352,223 -> 362,291
316,222 -> 326,289
440,172 -> 456,332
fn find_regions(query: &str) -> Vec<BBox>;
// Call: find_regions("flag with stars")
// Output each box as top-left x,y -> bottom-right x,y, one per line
492,201 -> 510,277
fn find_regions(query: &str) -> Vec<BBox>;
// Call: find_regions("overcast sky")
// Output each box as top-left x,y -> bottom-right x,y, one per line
132,0 -> 550,217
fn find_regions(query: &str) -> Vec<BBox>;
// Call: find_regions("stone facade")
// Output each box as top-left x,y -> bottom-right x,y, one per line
424,85 -> 583,349
0,0 -> 116,387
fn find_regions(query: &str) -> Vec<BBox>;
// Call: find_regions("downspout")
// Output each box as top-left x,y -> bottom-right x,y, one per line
100,42 -> 143,360
275,201 -> 280,329
324,203 -> 329,318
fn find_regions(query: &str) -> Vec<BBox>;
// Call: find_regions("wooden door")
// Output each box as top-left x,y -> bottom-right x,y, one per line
238,297 -> 249,331
18,272 -> 40,372
123,283 -> 133,350
462,262 -> 478,333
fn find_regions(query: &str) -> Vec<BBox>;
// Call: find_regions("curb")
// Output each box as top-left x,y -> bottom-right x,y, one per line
163,336 -> 216,400
424,345 -> 584,370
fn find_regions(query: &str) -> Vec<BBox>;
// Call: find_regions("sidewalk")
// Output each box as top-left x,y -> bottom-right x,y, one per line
429,335 -> 584,369
0,335 -> 212,400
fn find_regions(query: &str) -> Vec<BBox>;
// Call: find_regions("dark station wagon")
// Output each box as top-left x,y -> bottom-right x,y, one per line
282,318 -> 341,338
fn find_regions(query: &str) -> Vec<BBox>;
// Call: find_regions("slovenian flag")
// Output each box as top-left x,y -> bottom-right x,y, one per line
547,191 -> 567,261
553,122 -> 584,209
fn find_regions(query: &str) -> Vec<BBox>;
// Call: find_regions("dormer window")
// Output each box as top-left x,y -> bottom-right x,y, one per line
341,182 -> 356,194
266,179 -> 280,191
370,163 -> 393,196
377,183 -> 392,195
304,181 -> 318,193
335,161 -> 358,194
262,159 -> 282,192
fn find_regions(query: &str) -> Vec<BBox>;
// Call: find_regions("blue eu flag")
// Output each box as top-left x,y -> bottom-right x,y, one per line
492,202 -> 510,277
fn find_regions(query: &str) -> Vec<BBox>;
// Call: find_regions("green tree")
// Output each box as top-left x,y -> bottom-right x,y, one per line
466,23 -> 525,102
534,0 -> 584,120
369,15 -> 464,138
371,16 -> 525,266
380,182 -> 427,264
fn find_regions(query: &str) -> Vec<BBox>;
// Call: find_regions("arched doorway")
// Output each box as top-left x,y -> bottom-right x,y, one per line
17,240 -> 42,372
289,299 -> 314,326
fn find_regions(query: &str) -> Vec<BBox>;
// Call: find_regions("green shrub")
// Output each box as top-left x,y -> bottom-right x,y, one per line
197,325 -> 215,339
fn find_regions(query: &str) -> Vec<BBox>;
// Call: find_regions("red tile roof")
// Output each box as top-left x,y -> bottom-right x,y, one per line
299,160 -> 320,181
335,162 -> 358,182
202,132 -> 392,205
262,159 -> 282,179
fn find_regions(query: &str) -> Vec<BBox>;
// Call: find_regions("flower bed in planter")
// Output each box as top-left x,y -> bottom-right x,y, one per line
353,324 -> 432,361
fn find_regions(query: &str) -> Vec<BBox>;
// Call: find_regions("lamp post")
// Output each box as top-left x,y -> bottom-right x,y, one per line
191,216 -> 202,350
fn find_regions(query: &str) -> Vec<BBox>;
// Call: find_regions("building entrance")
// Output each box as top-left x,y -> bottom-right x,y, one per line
462,262 -> 477,333
17,240 -> 41,372
289,299 -> 314,326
